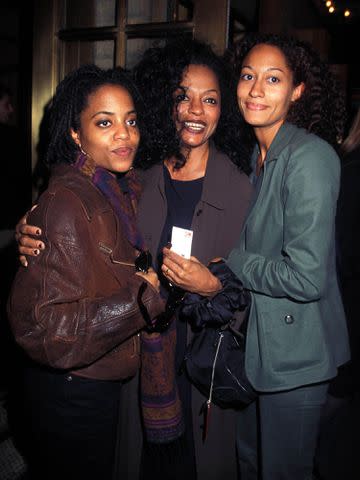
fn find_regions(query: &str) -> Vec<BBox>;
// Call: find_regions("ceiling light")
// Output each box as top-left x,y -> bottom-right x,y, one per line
329,6 -> 335,13
344,9 -> 351,17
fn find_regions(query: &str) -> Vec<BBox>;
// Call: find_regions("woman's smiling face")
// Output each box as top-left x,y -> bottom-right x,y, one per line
173,64 -> 221,150
237,43 -> 304,137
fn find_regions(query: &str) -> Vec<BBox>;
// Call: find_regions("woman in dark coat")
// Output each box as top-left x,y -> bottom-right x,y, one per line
122,38 -> 253,480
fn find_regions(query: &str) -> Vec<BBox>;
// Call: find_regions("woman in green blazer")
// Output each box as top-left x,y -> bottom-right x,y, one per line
162,33 -> 350,479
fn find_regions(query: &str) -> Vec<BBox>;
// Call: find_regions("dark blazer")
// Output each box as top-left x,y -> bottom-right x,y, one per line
117,144 -> 254,480
227,123 -> 350,392
138,143 -> 253,264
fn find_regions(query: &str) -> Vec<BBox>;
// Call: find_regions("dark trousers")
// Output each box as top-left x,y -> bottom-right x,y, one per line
236,382 -> 329,480
22,364 -> 122,480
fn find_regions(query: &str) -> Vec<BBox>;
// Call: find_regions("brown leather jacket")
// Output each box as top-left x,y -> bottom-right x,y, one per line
8,164 -> 164,381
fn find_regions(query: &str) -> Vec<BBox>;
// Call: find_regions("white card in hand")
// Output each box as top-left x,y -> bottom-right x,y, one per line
171,226 -> 193,259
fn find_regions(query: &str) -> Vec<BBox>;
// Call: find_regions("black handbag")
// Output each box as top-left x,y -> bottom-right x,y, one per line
181,260 -> 257,410
184,319 -> 257,409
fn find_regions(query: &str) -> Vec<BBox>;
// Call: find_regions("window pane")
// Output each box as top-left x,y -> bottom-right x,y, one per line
125,38 -> 166,69
62,0 -> 116,29
127,0 -> 170,24
62,40 -> 114,76
177,0 -> 193,21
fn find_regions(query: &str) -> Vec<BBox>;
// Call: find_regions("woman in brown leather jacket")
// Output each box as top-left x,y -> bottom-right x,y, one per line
7,65 -> 164,480
15,40 -> 253,480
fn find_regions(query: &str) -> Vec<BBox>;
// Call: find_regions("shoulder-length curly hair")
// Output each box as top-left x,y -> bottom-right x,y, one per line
46,64 -> 151,168
226,33 -> 346,148
133,37 -> 252,173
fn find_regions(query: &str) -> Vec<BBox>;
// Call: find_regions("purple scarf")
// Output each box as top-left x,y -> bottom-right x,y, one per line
141,319 -> 185,443
74,153 -> 144,250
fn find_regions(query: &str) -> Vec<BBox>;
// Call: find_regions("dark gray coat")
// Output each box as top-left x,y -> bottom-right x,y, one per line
116,144 -> 253,480
138,144 -> 253,265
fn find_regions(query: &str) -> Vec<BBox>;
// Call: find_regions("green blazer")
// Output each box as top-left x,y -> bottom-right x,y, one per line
227,123 -> 350,392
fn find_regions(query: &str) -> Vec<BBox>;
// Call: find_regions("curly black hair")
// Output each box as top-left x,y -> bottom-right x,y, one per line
226,33 -> 346,148
133,37 -> 252,173
46,64 -> 150,168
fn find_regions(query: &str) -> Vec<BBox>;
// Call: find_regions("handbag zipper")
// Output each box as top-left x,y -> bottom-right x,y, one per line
208,331 -> 224,406
203,331 -> 224,442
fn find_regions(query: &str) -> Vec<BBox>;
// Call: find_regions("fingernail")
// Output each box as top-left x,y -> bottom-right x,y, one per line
36,229 -> 41,235
34,249 -> 40,255
38,243 -> 45,249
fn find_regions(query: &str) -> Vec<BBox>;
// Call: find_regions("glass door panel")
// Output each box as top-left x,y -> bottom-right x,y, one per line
61,0 -> 117,28
177,0 -> 193,21
62,39 -> 115,76
125,37 -> 166,68
127,0 -> 172,24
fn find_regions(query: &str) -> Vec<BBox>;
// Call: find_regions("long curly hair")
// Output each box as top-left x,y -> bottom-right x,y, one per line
226,33 -> 346,148
46,64 -> 151,168
133,37 -> 252,173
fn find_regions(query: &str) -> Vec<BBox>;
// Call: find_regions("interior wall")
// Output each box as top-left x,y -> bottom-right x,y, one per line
0,5 -> 20,126
0,2 -> 33,229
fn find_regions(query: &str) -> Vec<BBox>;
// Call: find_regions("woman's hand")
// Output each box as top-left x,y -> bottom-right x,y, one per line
162,247 -> 222,296
15,206 -> 45,267
136,267 -> 160,293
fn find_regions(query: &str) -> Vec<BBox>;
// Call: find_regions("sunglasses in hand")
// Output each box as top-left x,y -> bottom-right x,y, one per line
135,250 -> 152,273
